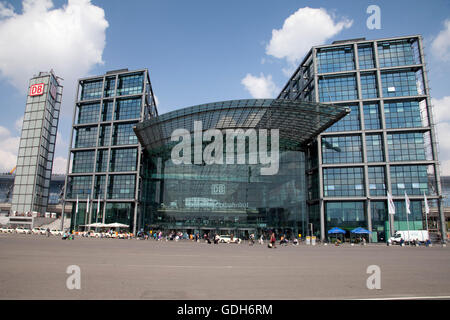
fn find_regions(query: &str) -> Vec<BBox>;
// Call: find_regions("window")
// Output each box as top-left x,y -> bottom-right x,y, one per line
368,166 -> 386,196
377,40 -> 419,68
68,176 -> 92,198
109,148 -> 138,172
387,133 -> 426,161
366,134 -> 384,162
72,151 -> 95,173
107,175 -> 135,199
77,103 -> 100,124
317,46 -> 355,73
381,71 -> 418,97
319,75 -> 357,102
363,103 -> 381,130
357,44 -> 375,69
101,101 -> 114,121
325,201 -> 366,229
384,101 -> 422,128
98,125 -> 111,147
74,126 -> 97,148
360,73 -> 378,99
326,104 -> 360,132
322,135 -> 362,164
115,98 -> 141,120
80,80 -> 102,100
112,123 -> 138,145
117,73 -> 144,96
96,149 -> 109,172
324,167 -> 365,197
390,165 -> 432,195
104,77 -> 116,97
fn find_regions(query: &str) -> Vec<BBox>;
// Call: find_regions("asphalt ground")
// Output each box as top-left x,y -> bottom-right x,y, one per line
0,233 -> 449,300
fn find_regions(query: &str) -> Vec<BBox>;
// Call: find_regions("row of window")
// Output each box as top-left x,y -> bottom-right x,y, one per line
325,199 -> 424,228
73,122 -> 138,148
325,100 -> 424,132
317,39 -> 420,74
80,73 -> 145,101
68,174 -> 136,199
323,165 -> 433,197
72,148 -> 138,173
322,132 -> 427,164
318,70 -> 422,102
77,98 -> 142,124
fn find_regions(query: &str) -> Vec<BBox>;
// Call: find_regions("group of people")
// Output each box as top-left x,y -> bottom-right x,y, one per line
394,238 -> 432,247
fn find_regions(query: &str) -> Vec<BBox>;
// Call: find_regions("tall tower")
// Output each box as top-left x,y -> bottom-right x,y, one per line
11,71 -> 63,215
279,35 -> 446,242
62,69 -> 157,234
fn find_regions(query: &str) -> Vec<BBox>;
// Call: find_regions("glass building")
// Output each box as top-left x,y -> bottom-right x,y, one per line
134,99 -> 348,237
11,71 -> 63,215
63,36 -> 447,242
62,69 -> 158,232
278,35 -> 446,242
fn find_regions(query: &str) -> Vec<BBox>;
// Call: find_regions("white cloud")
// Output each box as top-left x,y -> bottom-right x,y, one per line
266,7 -> 353,65
241,73 -> 279,99
52,156 -> 68,174
432,96 -> 450,123
0,126 -> 20,172
432,96 -> 450,175
432,19 -> 450,61
0,0 -> 109,116
0,125 -> 69,174
0,2 -> 14,18
14,116 -> 23,132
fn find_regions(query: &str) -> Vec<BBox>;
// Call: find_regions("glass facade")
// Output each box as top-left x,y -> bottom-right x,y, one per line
62,36 -> 444,241
65,69 -> 157,232
11,71 -> 63,214
134,99 -> 347,237
278,36 -> 441,242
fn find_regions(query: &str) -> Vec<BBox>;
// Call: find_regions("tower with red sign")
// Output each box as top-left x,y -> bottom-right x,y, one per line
11,71 -> 63,217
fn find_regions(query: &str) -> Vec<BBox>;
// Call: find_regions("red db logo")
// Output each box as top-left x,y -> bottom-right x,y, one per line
29,83 -> 45,96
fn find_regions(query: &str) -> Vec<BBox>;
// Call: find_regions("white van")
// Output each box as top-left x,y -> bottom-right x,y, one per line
389,230 -> 429,244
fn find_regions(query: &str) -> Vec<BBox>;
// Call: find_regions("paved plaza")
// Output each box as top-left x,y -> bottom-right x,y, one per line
0,234 -> 449,300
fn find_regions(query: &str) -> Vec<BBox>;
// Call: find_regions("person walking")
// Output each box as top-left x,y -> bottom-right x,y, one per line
270,231 -> 276,248
46,227 -> 50,237
259,234 -> 264,245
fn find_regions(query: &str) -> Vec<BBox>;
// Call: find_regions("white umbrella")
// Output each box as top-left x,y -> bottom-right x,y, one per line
89,222 -> 107,228
105,223 -> 129,228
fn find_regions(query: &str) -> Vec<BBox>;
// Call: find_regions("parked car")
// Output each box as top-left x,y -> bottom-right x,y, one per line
5,227 -> 15,233
15,227 -> 32,234
217,235 -> 241,244
87,230 -> 102,238
389,230 -> 429,244
50,229 -> 63,236
32,227 -> 47,235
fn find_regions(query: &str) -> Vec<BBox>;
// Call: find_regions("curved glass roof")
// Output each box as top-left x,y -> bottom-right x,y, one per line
134,99 -> 349,151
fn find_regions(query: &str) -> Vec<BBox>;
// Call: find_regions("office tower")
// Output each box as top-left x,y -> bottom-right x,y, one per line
11,71 -> 63,215
279,35 -> 446,242
63,69 -> 157,234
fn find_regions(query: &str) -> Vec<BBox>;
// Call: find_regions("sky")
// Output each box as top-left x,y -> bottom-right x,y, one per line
0,0 -> 450,175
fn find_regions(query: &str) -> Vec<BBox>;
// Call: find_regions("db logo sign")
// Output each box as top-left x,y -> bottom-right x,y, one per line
29,83 -> 45,96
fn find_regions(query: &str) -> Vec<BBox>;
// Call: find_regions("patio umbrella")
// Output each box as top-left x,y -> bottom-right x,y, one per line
328,227 -> 345,234
328,227 -> 346,243
104,223 -> 129,228
350,227 -> 371,243
350,227 -> 371,234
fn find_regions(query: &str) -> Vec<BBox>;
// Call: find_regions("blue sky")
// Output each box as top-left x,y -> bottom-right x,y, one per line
0,0 -> 450,174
